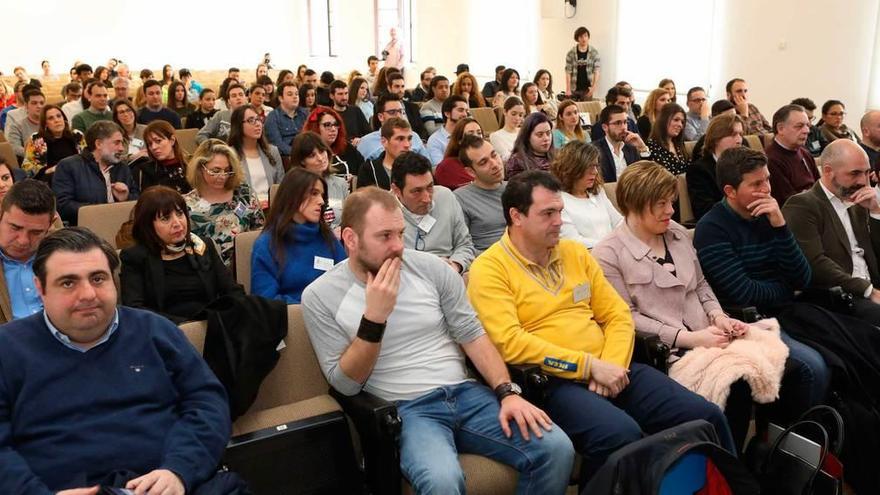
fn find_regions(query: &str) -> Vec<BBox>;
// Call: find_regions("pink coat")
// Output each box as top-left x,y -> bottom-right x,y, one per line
593,221 -> 722,348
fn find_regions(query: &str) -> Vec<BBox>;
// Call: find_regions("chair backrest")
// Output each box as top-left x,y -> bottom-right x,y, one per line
684,141 -> 697,158
576,100 -> 605,123
77,201 -> 137,249
604,182 -> 619,212
234,229 -> 263,293
269,184 -> 279,207
178,305 -> 330,412
0,130 -> 6,143
677,174 -> 694,224
471,107 -> 500,135
175,128 -> 199,155
744,134 -> 763,151
0,142 -> 17,168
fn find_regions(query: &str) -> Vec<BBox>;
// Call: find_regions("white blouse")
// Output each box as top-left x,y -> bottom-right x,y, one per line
560,189 -> 623,249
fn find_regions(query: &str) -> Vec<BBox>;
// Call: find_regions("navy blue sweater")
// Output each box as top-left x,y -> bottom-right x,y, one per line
251,222 -> 346,304
0,307 -> 230,494
694,199 -> 811,308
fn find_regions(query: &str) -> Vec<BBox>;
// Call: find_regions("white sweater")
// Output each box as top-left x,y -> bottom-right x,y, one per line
560,189 -> 623,249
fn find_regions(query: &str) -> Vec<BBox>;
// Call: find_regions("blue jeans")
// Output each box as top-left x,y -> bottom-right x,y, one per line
770,331 -> 830,421
542,363 -> 735,480
396,381 -> 575,495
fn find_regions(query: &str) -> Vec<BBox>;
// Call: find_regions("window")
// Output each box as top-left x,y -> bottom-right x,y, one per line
375,0 -> 413,63
616,0 -> 718,97
308,0 -> 339,57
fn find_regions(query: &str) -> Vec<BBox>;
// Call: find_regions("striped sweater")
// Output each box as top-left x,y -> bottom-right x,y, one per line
693,199 -> 811,308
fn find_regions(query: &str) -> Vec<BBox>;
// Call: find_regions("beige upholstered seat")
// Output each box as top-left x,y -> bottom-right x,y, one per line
0,142 -> 16,168
233,229 -> 262,293
472,107 -> 501,135
677,174 -> 694,224
174,128 -> 199,155
77,201 -> 137,249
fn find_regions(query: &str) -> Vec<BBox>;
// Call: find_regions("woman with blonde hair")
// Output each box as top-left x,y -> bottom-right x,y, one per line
637,88 -> 672,140
552,99 -> 585,149
184,139 -> 264,266
551,140 -> 621,248
452,72 -> 486,108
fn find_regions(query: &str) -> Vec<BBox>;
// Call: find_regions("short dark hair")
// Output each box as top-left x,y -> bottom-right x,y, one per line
772,104 -> 806,134
33,227 -> 119,288
303,69 -> 317,77
604,85 -> 632,106
458,135 -> 487,168
430,75 -> 449,90
23,89 -> 44,103
367,56 -> 379,64
320,71 -> 335,85
599,104 -> 626,126
725,78 -> 745,95
387,72 -> 405,86
380,117 -> 411,140
502,170 -> 561,226
441,95 -> 468,120
142,79 -> 162,93
1,179 -> 56,217
686,87 -> 705,100
75,64 -> 93,76
574,26 -> 590,40
716,146 -> 768,190
711,99 -> 736,117
330,80 -> 347,94
791,97 -> 816,112
226,83 -> 246,100
178,68 -> 192,78
821,99 -> 845,115
84,120 -> 123,151
390,152 -> 433,190
131,186 -> 191,254
198,88 -> 215,99
227,67 -> 240,75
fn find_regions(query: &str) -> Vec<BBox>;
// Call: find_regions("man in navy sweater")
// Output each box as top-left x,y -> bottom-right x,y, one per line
0,228 -> 237,494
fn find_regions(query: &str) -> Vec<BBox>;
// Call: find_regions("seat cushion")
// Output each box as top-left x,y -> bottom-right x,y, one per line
232,394 -> 341,436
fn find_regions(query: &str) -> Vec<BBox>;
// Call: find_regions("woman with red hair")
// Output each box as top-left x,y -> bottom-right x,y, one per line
303,106 -> 365,181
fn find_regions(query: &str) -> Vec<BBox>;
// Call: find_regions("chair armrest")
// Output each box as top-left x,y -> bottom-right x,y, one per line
632,333 -> 670,374
508,363 -> 549,405
722,305 -> 763,323
795,286 -> 855,314
331,388 -> 402,495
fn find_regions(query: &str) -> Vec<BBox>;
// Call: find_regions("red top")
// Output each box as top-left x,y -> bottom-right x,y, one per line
434,158 -> 473,190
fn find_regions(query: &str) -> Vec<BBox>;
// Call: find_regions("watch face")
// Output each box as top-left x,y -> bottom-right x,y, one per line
510,382 -> 522,395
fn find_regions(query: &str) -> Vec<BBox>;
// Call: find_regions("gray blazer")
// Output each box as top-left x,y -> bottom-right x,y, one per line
237,145 -> 285,198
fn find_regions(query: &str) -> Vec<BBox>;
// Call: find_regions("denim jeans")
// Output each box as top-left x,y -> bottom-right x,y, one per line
542,362 -> 735,480
768,331 -> 830,422
396,381 -> 575,495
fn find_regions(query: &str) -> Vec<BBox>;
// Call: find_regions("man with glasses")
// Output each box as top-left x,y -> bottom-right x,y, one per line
330,80 -> 370,144
726,78 -> 772,135
783,139 -> 880,326
684,87 -> 710,141
764,104 -> 818,205
390,152 -> 474,274
591,86 -> 638,142
595,104 -> 649,183
426,95 -> 469,166
356,94 -> 429,161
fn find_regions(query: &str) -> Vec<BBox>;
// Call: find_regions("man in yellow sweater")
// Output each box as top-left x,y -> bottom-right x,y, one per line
468,170 -> 734,479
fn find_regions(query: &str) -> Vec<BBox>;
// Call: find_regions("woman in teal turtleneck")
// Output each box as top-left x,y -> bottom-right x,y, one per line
250,168 -> 346,303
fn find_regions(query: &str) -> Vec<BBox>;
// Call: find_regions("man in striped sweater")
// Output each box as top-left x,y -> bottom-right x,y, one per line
694,146 -> 829,416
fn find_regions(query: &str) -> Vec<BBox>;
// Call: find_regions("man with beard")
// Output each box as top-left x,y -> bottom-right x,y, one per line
765,104 -> 819,205
595,105 -> 650,183
52,121 -> 139,225
783,139 -> 880,325
426,95 -> 469,165
301,187 -> 575,494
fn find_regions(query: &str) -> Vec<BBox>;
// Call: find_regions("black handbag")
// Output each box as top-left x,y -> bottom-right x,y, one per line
753,405 -> 844,495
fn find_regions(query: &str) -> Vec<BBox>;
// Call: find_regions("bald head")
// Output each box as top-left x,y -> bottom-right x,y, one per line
861,110 -> 880,148
819,139 -> 871,200
821,139 -> 868,171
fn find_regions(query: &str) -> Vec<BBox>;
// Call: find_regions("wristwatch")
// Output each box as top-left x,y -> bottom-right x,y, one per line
494,382 -> 523,402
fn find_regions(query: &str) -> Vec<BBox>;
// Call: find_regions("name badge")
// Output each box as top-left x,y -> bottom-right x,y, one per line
810,140 -> 820,150
233,201 -> 248,218
573,283 -> 591,303
130,137 -> 145,149
314,256 -> 335,271
418,215 -> 437,233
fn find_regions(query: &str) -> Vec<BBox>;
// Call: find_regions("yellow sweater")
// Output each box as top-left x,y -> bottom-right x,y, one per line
468,231 -> 634,380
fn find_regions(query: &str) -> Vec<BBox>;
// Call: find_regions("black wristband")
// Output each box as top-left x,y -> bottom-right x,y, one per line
357,315 -> 386,343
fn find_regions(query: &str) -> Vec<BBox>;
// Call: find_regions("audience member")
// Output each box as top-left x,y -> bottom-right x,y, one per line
0,81 -> 29,131
22,104 -> 85,182
860,109 -> 880,170
303,106 -> 365,180
60,82 -> 83,121
167,80 -> 195,120
53,120 -> 139,225
552,99 -> 585,149
299,83 -> 317,114
687,114 -> 745,221
592,86 -> 639,142
420,75 -> 450,135
790,97 -> 823,156
647,103 -> 689,175
452,72 -> 486,109
552,141 -> 621,248
349,77 -> 374,124
726,78 -> 772,135
227,104 -> 285,207
427,95 -> 469,165
137,80 -> 182,129
521,82 -> 545,116
636,88 -> 671,141
817,100 -> 860,151
120,186 -> 243,323
0,227 -> 238,493
251,168 -> 346,303
71,80 -> 112,133
595,104 -> 650,183
410,67 -> 435,103
467,170 -> 734,482
594,160 -> 818,451
386,72 -> 428,140
247,83 -> 273,119
659,78 -> 677,103
492,68 -> 521,108
4,87 -> 45,161
185,89 -> 219,130
184,139 -> 264,266
357,117 -> 414,190
533,69 -> 559,120
113,99 -> 148,163
506,112 -> 554,179
564,26 -> 600,99
330,80 -> 370,142
364,56 -> 379,87
434,118 -> 483,190
765,104 -> 818,204
290,131 -> 350,231
0,180 -> 55,324
179,68 -> 203,103
783,140 -> 880,325
264,81 -> 308,159
302,186 -> 574,494
130,120 -> 191,194
490,96 -> 526,162
684,86 -> 710,141
196,83 -> 247,143
112,76 -> 131,103
356,94 -> 429,160
0,160 -> 18,202
454,135 -> 507,253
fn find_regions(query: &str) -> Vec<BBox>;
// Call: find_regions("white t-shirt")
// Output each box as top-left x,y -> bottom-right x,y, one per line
560,189 -> 623,249
246,156 -> 270,201
490,128 -> 519,163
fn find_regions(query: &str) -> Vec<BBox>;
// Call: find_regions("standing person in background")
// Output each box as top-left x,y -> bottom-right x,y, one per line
383,27 -> 405,72
564,26 -> 600,100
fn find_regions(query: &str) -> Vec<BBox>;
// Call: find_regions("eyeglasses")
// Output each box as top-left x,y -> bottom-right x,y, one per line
384,108 -> 403,116
608,120 -> 628,127
827,111 -> 846,117
202,166 -> 235,177
321,121 -> 341,129
689,97 -> 706,103
244,116 -> 262,126
415,229 -> 426,251
116,108 -> 134,115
